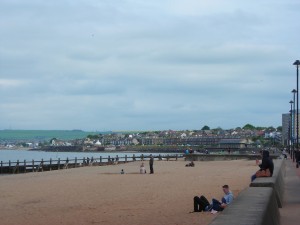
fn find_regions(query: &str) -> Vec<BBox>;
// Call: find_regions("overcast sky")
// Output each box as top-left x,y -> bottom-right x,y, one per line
0,0 -> 299,131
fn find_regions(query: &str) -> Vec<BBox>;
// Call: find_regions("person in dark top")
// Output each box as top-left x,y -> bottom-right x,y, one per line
296,151 -> 300,168
149,154 -> 154,174
251,150 -> 274,181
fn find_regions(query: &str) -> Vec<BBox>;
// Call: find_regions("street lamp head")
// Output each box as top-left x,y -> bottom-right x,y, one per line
292,89 -> 297,93
293,60 -> 300,66
290,100 -> 294,104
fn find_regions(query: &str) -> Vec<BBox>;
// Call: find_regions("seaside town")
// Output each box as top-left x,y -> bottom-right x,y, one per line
0,124 -> 282,152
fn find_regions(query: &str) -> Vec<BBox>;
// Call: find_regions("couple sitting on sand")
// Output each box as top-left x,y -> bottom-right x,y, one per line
192,185 -> 234,214
185,161 -> 195,167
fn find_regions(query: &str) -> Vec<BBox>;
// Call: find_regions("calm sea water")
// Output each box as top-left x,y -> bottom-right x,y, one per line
0,150 -> 177,163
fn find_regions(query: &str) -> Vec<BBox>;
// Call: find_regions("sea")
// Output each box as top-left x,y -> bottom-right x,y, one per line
0,150 -> 178,164
0,130 -> 179,163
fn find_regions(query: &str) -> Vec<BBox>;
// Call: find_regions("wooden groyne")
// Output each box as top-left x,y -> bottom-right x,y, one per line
0,154 -> 183,175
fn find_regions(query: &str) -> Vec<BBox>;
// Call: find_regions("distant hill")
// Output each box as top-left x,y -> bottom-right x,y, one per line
0,130 -> 105,142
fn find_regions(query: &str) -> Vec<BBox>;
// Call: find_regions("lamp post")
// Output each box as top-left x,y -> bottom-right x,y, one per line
290,101 -> 294,160
293,60 -> 300,156
292,89 -> 297,159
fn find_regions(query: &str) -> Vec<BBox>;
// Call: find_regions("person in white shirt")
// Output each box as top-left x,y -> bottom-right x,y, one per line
140,162 -> 146,174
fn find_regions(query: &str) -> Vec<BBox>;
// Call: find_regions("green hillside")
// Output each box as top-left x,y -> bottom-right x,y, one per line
0,130 -> 100,141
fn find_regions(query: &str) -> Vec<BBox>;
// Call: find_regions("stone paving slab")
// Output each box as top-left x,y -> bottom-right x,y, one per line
279,158 -> 300,225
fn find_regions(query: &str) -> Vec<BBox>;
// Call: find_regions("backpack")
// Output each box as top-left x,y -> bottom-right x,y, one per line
199,195 -> 210,211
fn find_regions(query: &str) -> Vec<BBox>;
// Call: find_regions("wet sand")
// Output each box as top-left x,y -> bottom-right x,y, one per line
0,159 -> 257,225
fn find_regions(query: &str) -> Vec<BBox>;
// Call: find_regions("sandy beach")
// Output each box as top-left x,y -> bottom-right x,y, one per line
0,159 -> 257,225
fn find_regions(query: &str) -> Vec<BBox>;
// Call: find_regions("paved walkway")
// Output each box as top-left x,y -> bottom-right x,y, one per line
280,158 -> 300,225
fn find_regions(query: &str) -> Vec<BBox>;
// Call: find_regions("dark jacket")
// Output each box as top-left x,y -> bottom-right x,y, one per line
259,151 -> 274,176
149,157 -> 154,165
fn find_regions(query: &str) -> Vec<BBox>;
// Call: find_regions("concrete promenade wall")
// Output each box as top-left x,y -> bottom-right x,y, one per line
250,159 -> 286,208
209,187 -> 280,225
209,158 -> 285,225
185,153 -> 280,161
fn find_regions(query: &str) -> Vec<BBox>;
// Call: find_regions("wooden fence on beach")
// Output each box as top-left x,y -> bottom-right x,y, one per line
0,154 -> 183,175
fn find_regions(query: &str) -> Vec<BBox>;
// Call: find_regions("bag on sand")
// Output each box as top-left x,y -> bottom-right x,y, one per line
199,195 -> 210,210
255,168 -> 271,177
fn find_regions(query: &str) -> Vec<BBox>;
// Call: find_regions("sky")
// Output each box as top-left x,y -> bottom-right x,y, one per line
0,0 -> 300,131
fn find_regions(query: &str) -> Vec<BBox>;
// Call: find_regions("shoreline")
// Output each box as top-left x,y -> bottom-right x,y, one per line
0,147 -> 31,151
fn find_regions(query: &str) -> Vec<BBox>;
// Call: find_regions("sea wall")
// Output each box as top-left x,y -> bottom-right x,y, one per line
185,153 -> 280,161
209,159 -> 285,225
39,146 -> 84,152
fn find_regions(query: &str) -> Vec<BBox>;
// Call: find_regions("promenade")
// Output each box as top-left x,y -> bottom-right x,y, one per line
280,157 -> 300,225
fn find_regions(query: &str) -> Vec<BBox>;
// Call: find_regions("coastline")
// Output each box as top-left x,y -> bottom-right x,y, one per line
0,147 -> 31,151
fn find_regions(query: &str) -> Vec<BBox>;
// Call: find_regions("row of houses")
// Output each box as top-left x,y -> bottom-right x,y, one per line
80,136 -> 255,149
1,128 -> 277,150
43,127 -> 282,150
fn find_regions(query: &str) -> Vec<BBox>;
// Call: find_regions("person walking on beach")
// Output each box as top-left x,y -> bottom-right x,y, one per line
149,155 -> 154,174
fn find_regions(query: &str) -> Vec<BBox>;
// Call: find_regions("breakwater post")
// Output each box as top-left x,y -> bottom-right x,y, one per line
0,154 -> 183,175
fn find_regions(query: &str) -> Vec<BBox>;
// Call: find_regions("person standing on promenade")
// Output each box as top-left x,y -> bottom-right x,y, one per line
149,155 -> 154,174
282,149 -> 287,159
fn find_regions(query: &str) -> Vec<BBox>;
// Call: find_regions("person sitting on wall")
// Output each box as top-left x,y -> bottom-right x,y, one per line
251,150 -> 274,182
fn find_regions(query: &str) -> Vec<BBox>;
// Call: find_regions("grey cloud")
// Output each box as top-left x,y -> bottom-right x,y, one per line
0,0 -> 299,130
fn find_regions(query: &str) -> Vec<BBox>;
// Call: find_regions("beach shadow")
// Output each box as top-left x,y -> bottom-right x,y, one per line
100,172 -> 146,175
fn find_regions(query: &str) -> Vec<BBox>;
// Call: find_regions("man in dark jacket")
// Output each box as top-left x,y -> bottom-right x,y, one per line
149,154 -> 154,174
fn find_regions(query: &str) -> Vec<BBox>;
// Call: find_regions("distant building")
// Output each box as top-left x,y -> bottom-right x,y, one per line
219,138 -> 253,149
282,112 -> 300,146
95,140 -> 101,146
